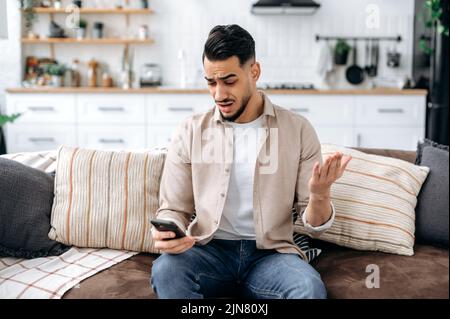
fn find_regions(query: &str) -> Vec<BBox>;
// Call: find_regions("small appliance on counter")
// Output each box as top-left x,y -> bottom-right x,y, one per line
139,63 -> 162,87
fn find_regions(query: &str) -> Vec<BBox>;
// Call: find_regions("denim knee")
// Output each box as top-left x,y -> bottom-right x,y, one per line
291,274 -> 327,299
151,255 -> 181,289
150,254 -> 201,298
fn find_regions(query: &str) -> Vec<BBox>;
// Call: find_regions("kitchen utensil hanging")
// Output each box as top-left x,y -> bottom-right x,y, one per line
345,40 -> 364,85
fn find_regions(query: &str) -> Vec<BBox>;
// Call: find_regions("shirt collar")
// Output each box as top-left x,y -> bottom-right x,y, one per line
213,90 -> 275,123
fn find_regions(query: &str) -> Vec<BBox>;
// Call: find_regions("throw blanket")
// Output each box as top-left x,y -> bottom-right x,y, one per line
0,150 -> 138,299
0,248 -> 137,299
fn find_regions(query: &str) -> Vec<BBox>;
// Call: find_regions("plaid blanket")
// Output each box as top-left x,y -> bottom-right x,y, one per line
0,150 -> 138,299
0,248 -> 137,299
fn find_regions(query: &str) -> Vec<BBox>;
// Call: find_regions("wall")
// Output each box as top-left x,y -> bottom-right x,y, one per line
0,0 -> 415,96
0,0 -> 21,113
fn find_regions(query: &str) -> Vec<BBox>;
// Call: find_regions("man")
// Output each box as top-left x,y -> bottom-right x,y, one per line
151,24 -> 352,299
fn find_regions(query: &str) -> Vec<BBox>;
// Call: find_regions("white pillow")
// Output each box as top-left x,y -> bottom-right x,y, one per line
295,144 -> 430,256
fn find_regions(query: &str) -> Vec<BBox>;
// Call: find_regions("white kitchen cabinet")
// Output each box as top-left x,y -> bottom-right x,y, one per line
355,96 -> 425,127
147,94 -> 213,124
77,94 -> 146,124
6,124 -> 77,153
4,91 -> 427,153
78,125 -> 147,150
315,126 -> 355,147
355,127 -> 424,151
269,95 -> 354,126
6,94 -> 76,124
147,125 -> 177,150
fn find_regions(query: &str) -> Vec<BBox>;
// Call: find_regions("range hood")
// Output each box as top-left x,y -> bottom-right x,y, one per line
251,0 -> 320,15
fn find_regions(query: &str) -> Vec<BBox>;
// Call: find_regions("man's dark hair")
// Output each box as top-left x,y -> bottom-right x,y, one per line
202,24 -> 255,66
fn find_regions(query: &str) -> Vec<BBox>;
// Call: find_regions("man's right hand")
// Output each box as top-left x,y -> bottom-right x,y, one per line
152,228 -> 196,254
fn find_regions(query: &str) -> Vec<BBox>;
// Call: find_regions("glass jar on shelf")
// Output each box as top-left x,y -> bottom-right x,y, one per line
70,59 -> 81,87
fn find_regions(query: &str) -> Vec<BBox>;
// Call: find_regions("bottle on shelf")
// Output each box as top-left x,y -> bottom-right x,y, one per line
88,59 -> 99,87
70,59 -> 81,87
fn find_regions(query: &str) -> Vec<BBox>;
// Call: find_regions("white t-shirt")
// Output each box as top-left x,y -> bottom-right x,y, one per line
213,114 -> 265,240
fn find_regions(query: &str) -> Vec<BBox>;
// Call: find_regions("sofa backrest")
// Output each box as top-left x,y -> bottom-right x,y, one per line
352,147 -> 416,164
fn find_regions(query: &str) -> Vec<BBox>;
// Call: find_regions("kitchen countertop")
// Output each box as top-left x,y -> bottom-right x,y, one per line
5,87 -> 428,95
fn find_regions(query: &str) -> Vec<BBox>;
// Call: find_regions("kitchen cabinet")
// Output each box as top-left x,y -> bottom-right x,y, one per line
77,125 -> 147,150
7,94 -> 76,124
270,93 -> 426,151
6,124 -> 77,153
77,94 -> 147,125
5,90 -> 426,153
354,127 -> 424,150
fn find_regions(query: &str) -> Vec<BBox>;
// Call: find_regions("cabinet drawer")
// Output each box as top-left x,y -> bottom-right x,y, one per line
6,94 -> 76,124
315,126 -> 354,148
268,95 -> 354,126
355,127 -> 425,150
147,94 -> 213,124
147,125 -> 177,149
355,96 -> 426,126
6,124 -> 77,153
77,94 -> 146,124
78,125 -> 146,150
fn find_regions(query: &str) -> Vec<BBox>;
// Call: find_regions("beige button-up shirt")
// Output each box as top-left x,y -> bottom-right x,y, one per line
156,91 -> 335,259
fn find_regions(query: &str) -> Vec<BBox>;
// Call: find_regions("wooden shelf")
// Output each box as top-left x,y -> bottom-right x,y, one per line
28,7 -> 154,14
21,38 -> 154,44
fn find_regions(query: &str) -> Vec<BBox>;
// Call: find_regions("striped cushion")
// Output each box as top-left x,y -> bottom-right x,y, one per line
291,208 -> 321,262
49,146 -> 167,253
295,144 -> 430,256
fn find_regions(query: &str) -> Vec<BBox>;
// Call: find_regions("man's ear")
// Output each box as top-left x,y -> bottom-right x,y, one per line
250,61 -> 261,81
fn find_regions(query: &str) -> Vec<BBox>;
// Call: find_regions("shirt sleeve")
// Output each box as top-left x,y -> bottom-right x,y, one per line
293,117 -> 323,226
301,201 -> 336,237
155,119 -> 195,230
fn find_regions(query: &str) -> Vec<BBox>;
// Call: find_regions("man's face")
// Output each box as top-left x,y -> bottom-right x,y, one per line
203,56 -> 259,122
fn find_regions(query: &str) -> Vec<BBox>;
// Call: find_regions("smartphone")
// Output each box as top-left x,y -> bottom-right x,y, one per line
150,218 -> 186,239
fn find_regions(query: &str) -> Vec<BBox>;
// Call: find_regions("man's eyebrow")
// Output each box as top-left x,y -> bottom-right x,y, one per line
204,74 -> 238,81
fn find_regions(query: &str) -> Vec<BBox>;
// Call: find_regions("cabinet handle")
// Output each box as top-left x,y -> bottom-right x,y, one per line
98,106 -> 125,112
98,138 -> 125,144
377,108 -> 404,113
168,107 -> 194,112
356,133 -> 362,147
28,106 -> 56,112
28,137 -> 56,143
290,108 -> 309,113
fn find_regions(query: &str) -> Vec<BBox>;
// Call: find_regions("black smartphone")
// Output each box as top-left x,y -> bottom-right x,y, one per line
150,218 -> 186,239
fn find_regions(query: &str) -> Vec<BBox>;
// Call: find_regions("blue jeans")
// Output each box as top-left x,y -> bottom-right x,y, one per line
150,239 -> 326,299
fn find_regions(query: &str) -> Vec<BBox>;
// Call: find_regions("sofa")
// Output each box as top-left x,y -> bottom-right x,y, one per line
60,147 -> 449,299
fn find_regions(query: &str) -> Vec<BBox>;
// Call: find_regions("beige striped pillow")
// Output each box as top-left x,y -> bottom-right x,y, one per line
49,146 -> 167,253
295,144 -> 430,256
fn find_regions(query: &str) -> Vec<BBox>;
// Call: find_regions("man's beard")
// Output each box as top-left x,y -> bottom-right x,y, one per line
220,93 -> 252,122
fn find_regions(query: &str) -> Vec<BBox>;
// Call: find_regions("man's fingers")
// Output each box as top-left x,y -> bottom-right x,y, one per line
154,236 -> 195,252
340,155 -> 352,174
332,153 -> 342,179
320,154 -> 334,182
166,240 -> 195,254
313,162 -> 320,180
152,229 -> 175,241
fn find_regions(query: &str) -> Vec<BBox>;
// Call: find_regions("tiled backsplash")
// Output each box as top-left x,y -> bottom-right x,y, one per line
0,0 -> 415,94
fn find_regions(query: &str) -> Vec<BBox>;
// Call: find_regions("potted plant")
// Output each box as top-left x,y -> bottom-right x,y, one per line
19,0 -> 39,39
419,0 -> 449,55
0,113 -> 21,155
75,19 -> 87,39
334,39 -> 351,65
46,64 -> 66,87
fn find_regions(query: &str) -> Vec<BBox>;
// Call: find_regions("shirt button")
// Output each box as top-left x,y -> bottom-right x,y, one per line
225,168 -> 230,173
220,193 -> 225,197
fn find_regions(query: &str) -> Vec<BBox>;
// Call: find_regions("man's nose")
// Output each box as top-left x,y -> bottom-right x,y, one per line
214,83 -> 228,102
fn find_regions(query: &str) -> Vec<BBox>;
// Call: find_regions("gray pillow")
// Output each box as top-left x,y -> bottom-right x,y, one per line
415,139 -> 449,248
0,158 -> 70,258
